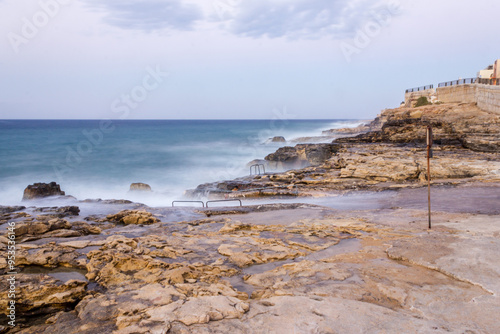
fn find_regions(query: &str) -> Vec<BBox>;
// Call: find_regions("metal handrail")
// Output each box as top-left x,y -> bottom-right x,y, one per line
477,78 -> 500,86
172,201 -> 205,208
437,78 -> 477,88
206,199 -> 243,207
250,164 -> 266,176
405,85 -> 434,93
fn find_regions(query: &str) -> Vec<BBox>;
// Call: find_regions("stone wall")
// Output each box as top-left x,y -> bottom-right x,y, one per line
404,89 -> 436,107
476,85 -> 500,115
436,85 -> 476,104
436,84 -> 500,115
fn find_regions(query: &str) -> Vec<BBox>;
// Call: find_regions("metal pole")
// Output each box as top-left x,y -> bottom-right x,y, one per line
427,145 -> 431,229
426,126 -> 433,230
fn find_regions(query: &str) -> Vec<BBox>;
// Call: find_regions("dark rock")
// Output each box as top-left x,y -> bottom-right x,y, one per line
22,182 -> 66,201
34,206 -> 80,217
265,144 -> 339,167
130,183 -> 152,192
298,144 -> 339,165
265,147 -> 299,163
0,206 -> 26,214
461,134 -> 500,153
101,199 -> 134,205
268,136 -> 286,143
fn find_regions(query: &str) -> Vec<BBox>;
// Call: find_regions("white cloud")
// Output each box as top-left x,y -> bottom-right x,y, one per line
82,0 -> 203,31
79,0 -> 402,39
212,0 -> 401,39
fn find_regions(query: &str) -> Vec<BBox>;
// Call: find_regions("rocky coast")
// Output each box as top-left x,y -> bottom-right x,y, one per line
1,102 -> 500,333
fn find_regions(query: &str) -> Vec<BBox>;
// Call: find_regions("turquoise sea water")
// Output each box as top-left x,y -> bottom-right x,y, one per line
0,119 -> 361,206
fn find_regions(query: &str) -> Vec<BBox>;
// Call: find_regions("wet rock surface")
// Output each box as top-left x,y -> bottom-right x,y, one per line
2,102 -> 500,333
1,193 -> 499,333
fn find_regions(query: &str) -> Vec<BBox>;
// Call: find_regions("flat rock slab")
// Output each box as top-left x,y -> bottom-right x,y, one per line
190,296 -> 473,333
388,221 -> 500,296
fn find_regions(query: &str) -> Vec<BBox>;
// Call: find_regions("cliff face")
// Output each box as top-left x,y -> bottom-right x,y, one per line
338,104 -> 500,152
188,103 -> 500,199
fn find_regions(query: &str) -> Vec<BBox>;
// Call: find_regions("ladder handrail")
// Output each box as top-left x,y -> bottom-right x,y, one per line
172,201 -> 205,208
250,164 -> 266,175
205,199 -> 243,207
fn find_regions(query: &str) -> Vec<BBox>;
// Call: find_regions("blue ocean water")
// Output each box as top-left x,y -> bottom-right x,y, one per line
0,119 -> 361,206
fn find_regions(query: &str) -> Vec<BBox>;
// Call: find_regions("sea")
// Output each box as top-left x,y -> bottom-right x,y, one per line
0,119 -> 363,207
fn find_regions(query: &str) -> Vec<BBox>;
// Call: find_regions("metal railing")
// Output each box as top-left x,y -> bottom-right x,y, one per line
206,199 -> 243,207
438,78 -> 477,88
477,78 -> 500,86
250,164 -> 266,176
405,85 -> 434,93
172,201 -> 205,208
408,77 -> 499,92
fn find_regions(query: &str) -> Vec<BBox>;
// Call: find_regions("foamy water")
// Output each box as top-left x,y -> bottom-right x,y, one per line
0,119 -> 360,206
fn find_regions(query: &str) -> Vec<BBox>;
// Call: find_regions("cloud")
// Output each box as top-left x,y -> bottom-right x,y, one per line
83,0 -> 203,31
215,0 -> 401,39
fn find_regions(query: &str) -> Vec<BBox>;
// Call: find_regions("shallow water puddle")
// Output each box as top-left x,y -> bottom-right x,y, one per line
21,266 -> 88,282
226,238 -> 362,296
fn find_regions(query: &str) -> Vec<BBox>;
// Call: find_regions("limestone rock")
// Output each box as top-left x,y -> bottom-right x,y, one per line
146,296 -> 249,326
106,210 -> 159,225
0,274 -> 87,316
14,244 -> 84,268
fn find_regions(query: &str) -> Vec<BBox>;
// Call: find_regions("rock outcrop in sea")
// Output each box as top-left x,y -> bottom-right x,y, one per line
129,183 -> 152,192
22,182 -> 66,201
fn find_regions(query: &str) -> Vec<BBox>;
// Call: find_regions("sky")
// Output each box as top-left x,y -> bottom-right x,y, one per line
0,0 -> 499,120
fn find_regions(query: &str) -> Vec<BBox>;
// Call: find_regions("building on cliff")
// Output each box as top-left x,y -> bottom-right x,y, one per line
477,59 -> 500,84
404,59 -> 500,114
478,65 -> 494,80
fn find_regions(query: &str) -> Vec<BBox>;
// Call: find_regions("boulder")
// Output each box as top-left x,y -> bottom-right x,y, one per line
106,210 -> 159,225
265,144 -> 338,168
129,183 -> 152,192
265,146 -> 299,164
22,182 -> 66,201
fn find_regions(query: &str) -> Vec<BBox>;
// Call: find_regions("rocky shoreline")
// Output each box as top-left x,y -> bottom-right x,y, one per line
1,102 -> 500,333
187,103 -> 500,199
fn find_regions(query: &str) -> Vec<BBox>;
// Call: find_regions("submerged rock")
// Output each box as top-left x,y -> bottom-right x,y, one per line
0,205 -> 26,214
34,206 -> 80,217
22,182 -> 66,201
265,136 -> 286,144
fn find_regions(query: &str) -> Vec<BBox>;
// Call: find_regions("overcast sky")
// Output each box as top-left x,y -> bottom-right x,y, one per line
0,0 -> 498,119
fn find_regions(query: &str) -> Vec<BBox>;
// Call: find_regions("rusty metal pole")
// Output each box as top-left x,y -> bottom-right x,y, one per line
426,126 -> 433,230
